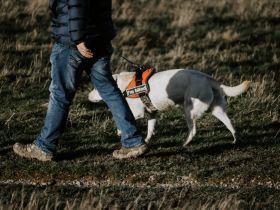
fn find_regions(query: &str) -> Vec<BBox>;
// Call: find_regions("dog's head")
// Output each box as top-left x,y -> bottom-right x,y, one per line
88,88 -> 102,102
88,74 -> 119,102
88,72 -> 135,103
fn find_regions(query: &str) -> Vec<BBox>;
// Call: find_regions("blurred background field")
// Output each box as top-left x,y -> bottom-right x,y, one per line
0,0 -> 279,209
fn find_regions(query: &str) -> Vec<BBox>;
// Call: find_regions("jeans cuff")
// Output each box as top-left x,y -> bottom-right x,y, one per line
33,139 -> 55,155
121,135 -> 144,148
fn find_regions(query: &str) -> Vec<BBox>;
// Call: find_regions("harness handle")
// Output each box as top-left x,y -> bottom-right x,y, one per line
121,56 -> 144,72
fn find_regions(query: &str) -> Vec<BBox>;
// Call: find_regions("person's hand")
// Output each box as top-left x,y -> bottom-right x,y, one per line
77,42 -> 93,58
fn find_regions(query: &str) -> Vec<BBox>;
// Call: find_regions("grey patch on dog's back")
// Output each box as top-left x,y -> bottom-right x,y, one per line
166,69 -> 212,105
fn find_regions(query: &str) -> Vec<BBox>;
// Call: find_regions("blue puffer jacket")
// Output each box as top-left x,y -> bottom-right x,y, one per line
49,0 -> 116,49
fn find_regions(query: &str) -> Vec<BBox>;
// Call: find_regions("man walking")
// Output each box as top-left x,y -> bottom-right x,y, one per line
13,0 -> 148,161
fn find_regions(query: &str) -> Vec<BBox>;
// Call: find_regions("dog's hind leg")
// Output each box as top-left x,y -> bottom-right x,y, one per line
183,114 -> 196,147
211,96 -> 237,143
183,99 -> 194,146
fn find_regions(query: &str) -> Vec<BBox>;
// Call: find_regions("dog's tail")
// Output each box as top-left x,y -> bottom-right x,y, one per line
219,81 -> 251,97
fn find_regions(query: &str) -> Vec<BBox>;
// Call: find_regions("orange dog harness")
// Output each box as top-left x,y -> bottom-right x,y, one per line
122,65 -> 157,113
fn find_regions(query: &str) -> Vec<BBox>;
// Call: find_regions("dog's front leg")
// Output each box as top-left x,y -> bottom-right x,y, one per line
145,112 -> 157,143
145,118 -> 156,143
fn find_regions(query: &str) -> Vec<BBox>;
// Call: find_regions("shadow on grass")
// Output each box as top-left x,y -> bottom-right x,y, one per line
146,121 -> 279,158
189,141 -> 235,156
144,139 -> 234,158
0,146 -> 11,155
144,148 -> 186,158
56,146 -> 114,161
0,17 -> 28,36
4,121 -> 277,160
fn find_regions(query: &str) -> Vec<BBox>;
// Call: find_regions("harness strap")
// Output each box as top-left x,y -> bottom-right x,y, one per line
136,67 -> 143,86
140,95 -> 158,113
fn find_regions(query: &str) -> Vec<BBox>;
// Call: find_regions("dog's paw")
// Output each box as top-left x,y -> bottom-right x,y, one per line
144,138 -> 150,143
183,142 -> 190,147
183,138 -> 193,147
232,133 -> 240,144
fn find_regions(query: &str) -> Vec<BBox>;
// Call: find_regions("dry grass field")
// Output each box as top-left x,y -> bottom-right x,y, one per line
0,0 -> 279,209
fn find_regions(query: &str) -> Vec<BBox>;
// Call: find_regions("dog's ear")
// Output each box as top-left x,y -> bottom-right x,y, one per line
112,74 -> 118,82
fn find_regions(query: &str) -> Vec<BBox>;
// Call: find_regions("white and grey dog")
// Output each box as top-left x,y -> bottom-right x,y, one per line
88,69 -> 250,146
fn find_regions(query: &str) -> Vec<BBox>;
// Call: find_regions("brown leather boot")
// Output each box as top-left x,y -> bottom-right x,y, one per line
13,143 -> 53,162
113,144 -> 148,159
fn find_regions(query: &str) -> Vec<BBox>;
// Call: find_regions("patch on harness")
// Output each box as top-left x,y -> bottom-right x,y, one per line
125,84 -> 148,97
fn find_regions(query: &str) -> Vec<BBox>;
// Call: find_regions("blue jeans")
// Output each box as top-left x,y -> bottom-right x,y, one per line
34,43 -> 144,154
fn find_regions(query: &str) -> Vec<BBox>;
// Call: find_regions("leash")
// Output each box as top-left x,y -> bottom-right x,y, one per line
121,56 -> 158,113
121,56 -> 144,88
121,56 -> 140,68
